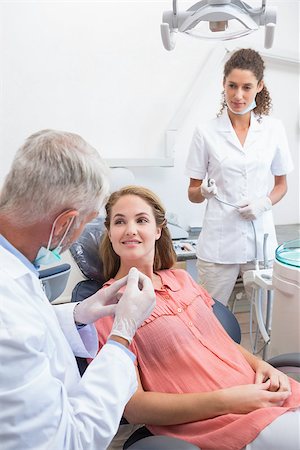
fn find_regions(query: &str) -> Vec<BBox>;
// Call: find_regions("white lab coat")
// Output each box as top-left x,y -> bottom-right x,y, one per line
185,110 -> 293,263
0,246 -> 137,450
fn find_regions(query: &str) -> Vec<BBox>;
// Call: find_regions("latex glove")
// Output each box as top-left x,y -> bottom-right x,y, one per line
238,196 -> 272,221
109,267 -> 156,344
73,274 -> 131,325
200,178 -> 218,199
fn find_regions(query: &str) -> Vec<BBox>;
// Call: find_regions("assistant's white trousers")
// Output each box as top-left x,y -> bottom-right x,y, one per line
197,259 -> 273,306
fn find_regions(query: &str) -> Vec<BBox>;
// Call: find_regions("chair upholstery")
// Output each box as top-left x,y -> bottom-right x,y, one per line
267,352 -> 300,367
71,279 -> 103,303
69,216 -> 105,283
212,299 -> 241,343
125,436 -> 199,450
266,353 -> 300,382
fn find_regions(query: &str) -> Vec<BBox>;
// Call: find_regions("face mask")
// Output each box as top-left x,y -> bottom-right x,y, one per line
227,99 -> 256,115
34,213 -> 75,267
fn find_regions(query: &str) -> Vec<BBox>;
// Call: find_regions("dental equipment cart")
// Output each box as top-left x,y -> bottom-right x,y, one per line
269,239 -> 300,358
243,237 -> 300,360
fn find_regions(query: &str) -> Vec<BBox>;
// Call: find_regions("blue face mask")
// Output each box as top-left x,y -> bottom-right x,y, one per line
34,213 -> 75,268
227,99 -> 256,115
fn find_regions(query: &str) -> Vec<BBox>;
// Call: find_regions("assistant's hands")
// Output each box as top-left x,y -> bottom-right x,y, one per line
200,178 -> 218,199
109,267 -> 156,344
238,196 -> 272,221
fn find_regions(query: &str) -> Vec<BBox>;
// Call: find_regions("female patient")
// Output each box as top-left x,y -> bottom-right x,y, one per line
95,186 -> 300,450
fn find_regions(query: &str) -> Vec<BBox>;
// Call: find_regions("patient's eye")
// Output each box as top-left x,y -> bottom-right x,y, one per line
137,217 -> 149,224
114,218 -> 125,225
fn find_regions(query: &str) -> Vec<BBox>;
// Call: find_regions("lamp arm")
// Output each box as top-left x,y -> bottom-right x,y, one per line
237,0 -> 266,15
173,0 -> 178,15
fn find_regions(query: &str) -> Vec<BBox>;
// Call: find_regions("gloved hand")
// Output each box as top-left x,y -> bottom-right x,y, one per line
73,274 -> 131,325
238,197 -> 272,221
200,178 -> 218,199
109,267 -> 156,344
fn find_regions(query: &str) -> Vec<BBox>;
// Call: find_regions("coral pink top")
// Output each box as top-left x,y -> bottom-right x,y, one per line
95,269 -> 300,450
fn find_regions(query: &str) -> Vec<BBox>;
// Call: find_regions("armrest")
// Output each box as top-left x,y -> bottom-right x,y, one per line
39,263 -> 71,279
267,352 -> 300,382
125,435 -> 199,449
267,352 -> 300,368
39,263 -> 71,302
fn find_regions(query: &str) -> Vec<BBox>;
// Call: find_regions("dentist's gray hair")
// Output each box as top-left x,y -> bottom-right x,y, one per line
0,129 -> 110,226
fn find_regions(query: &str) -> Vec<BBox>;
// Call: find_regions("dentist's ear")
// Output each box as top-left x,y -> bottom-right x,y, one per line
53,210 -> 78,237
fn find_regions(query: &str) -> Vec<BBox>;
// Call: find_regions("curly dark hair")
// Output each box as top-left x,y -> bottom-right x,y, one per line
218,48 -> 272,119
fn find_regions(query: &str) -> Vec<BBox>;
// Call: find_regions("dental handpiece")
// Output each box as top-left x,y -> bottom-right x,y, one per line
207,178 -> 239,209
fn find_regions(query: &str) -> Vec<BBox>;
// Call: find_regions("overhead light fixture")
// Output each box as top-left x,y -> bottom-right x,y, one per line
161,0 -> 277,51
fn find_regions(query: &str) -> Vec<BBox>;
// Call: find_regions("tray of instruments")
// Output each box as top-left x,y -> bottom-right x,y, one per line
173,239 -> 197,261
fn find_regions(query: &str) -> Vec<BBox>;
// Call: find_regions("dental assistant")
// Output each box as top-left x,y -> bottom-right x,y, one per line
185,48 -> 293,306
0,130 -> 155,450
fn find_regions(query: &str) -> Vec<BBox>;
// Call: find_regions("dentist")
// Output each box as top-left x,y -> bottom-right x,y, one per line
185,48 -> 293,306
0,129 -> 156,449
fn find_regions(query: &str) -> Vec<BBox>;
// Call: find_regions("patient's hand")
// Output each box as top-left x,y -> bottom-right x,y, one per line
222,381 -> 290,414
254,360 -> 291,393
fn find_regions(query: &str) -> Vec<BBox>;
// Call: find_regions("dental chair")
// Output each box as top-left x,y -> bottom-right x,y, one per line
47,216 -> 299,449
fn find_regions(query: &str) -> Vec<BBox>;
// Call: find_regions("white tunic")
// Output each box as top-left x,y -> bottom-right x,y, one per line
185,110 -> 293,263
0,246 -> 137,450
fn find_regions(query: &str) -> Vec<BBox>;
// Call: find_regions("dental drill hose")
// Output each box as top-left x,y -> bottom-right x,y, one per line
207,179 -> 271,353
207,178 -> 258,269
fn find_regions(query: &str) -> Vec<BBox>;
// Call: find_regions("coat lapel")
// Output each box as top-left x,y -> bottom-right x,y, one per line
217,110 -> 243,151
217,110 -> 263,152
244,114 -> 263,149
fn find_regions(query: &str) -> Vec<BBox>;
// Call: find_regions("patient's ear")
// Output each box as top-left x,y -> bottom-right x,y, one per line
155,227 -> 162,240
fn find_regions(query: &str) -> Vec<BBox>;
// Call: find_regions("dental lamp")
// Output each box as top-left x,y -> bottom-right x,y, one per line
161,0 -> 277,51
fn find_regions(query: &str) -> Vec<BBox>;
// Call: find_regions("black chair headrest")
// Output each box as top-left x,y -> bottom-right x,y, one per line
69,216 -> 106,284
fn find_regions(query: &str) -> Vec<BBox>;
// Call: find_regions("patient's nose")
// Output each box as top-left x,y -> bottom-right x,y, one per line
125,221 -> 137,235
